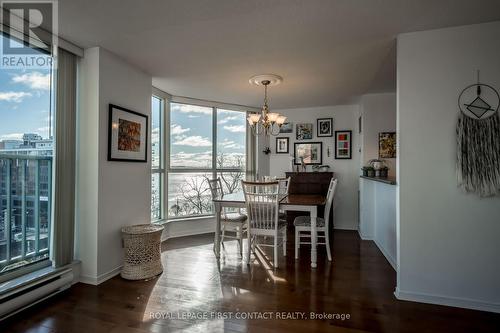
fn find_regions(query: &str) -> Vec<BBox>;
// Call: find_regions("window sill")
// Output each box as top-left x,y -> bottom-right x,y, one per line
153,215 -> 215,225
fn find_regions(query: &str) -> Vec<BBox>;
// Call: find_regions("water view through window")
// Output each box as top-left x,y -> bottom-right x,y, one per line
166,104 -> 246,218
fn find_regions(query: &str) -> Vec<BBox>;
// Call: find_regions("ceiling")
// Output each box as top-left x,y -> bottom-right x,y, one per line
59,0 -> 500,109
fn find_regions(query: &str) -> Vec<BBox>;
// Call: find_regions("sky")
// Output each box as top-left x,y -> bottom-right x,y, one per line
0,35 -> 52,142
0,30 -> 245,169
167,103 -> 246,169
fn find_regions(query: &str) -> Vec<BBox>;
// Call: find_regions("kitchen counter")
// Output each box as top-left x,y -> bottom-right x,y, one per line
360,175 -> 397,185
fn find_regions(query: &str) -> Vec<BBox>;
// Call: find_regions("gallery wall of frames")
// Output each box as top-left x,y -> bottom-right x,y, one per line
268,104 -> 361,231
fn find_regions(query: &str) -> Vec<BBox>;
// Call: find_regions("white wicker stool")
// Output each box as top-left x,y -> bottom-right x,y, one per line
121,224 -> 164,280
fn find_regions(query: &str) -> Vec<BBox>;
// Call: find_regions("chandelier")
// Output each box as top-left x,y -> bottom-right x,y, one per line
247,74 -> 286,136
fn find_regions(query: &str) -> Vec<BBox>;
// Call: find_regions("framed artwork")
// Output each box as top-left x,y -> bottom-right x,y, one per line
358,116 -> 362,134
108,104 -> 148,162
335,130 -> 352,159
296,123 -> 313,140
379,132 -> 396,158
294,142 -> 323,165
276,137 -> 289,154
279,122 -> 293,133
317,118 -> 333,137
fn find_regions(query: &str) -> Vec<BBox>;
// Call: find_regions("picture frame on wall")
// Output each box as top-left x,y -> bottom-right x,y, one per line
335,130 -> 352,159
317,118 -> 333,137
279,122 -> 293,133
276,137 -> 289,154
379,132 -> 396,158
294,142 -> 323,165
108,104 -> 148,162
296,123 -> 313,140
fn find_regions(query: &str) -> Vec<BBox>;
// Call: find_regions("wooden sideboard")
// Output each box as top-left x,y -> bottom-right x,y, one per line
284,172 -> 335,225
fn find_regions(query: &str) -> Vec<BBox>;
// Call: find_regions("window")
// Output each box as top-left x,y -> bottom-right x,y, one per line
0,34 -> 54,276
151,96 -> 164,221
166,103 -> 247,219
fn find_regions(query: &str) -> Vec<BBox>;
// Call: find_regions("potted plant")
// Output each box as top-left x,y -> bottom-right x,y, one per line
379,166 -> 389,178
362,166 -> 375,177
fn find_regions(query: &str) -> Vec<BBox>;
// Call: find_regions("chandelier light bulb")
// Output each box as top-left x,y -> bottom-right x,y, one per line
276,115 -> 287,125
247,113 -> 261,125
267,113 -> 280,123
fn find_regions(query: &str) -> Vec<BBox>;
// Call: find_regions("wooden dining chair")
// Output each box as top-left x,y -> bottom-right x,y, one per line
241,180 -> 287,268
208,178 -> 247,255
294,178 -> 338,261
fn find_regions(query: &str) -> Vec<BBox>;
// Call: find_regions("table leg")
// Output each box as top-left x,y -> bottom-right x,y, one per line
310,206 -> 317,268
214,202 -> 222,258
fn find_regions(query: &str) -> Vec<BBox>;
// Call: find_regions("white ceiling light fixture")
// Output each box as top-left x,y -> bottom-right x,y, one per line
247,74 -> 286,136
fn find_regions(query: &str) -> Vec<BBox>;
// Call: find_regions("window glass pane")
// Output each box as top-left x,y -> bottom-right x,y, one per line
217,171 -> 244,195
216,109 -> 246,169
151,96 -> 162,169
170,103 -> 213,169
151,172 -> 161,220
167,173 -> 213,217
0,33 -> 53,274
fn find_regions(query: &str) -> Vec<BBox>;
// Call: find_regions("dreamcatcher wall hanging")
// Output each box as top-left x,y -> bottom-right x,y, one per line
457,71 -> 500,197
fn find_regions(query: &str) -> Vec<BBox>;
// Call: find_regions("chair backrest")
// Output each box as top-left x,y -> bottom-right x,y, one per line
323,178 -> 338,228
208,178 -> 224,199
241,180 -> 280,230
276,177 -> 291,197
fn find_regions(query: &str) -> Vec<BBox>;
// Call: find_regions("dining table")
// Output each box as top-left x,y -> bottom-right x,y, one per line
212,191 -> 326,268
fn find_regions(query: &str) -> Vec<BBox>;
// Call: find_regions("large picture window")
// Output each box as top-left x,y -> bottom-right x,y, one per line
167,103 -> 246,218
167,103 -> 247,219
0,34 -> 54,276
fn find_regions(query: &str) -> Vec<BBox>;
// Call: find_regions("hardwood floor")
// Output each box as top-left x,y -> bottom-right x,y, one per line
1,230 -> 499,332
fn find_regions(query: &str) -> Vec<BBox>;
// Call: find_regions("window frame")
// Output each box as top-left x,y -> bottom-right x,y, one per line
151,93 -> 258,223
151,91 -> 168,222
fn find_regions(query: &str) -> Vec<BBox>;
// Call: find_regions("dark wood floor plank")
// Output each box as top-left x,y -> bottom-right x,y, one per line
1,230 -> 499,333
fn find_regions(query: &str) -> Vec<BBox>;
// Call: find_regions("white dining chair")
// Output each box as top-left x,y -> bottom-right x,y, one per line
241,180 -> 287,268
294,178 -> 338,261
208,178 -> 248,255
277,177 -> 291,197
276,177 -> 291,221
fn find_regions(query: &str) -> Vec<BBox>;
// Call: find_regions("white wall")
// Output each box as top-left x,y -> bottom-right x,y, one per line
269,105 -> 360,230
257,134 -> 270,178
397,21 -> 500,312
77,47 -> 152,284
360,93 -> 397,177
75,48 -> 100,279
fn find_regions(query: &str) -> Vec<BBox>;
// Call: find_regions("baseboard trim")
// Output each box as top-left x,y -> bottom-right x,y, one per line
357,229 -> 373,240
79,266 -> 122,285
333,225 -> 358,231
374,239 -> 396,270
395,287 -> 500,313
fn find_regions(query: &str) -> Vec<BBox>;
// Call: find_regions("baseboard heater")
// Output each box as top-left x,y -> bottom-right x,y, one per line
0,268 -> 73,321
